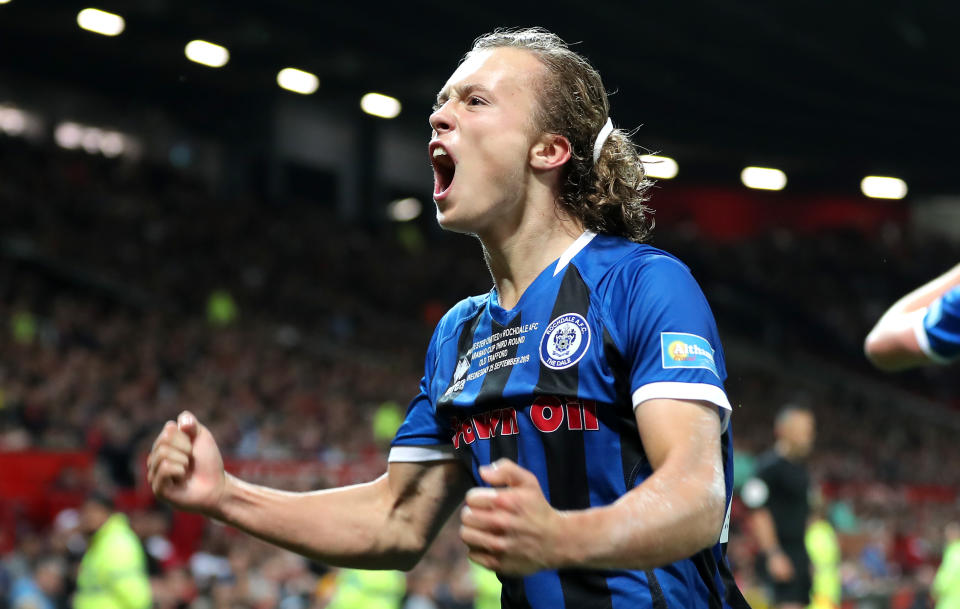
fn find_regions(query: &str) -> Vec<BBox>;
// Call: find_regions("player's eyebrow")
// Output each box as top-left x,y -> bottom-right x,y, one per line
433,83 -> 492,111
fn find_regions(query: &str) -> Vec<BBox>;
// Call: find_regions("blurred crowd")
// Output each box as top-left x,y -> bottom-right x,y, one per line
1,136 -> 958,608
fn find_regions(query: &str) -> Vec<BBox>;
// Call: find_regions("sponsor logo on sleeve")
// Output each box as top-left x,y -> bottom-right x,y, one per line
660,331 -> 719,378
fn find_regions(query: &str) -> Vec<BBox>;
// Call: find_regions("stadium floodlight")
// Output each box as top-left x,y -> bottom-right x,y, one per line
361,93 -> 401,119
0,1 -> 12,5
185,40 -> 229,68
861,175 -> 908,200
277,68 -> 319,95
741,166 -> 787,191
81,128 -> 103,154
76,8 -> 125,37
0,106 -> 26,136
100,131 -> 126,157
54,122 -> 84,149
640,154 -> 678,179
388,197 -> 422,221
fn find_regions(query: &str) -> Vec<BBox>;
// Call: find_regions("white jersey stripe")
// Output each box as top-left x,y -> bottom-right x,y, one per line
632,381 -> 732,431
554,231 -> 597,276
387,444 -> 457,463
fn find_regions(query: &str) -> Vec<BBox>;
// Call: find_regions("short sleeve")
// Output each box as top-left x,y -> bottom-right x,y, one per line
605,253 -> 731,426
389,324 -> 457,463
916,285 -> 960,363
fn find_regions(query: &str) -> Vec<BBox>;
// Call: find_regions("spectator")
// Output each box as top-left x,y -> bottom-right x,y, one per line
73,493 -> 152,609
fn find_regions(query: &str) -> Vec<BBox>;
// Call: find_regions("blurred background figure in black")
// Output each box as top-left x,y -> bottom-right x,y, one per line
741,406 -> 816,609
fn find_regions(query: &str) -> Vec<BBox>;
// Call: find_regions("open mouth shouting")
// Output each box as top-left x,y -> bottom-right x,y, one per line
430,142 -> 456,201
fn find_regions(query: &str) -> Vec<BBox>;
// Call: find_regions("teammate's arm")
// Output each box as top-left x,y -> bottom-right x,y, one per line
864,262 -> 960,371
148,411 -> 472,571
460,398 -> 726,573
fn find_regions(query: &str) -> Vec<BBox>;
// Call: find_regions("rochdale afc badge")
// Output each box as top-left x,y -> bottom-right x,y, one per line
539,313 -> 591,370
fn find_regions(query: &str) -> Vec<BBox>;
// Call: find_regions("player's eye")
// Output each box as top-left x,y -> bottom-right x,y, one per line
467,96 -> 485,106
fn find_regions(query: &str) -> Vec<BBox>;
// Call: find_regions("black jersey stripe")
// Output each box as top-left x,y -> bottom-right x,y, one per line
601,327 -> 647,491
436,309 -> 485,471
692,549 -> 724,609
644,570 -> 669,609
438,308 -> 485,406
718,553 -> 751,609
499,575 -> 531,609
477,315 -> 523,474
535,265 -> 614,609
474,313 -> 529,609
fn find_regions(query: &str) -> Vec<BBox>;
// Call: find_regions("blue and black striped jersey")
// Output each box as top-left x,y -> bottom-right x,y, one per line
390,231 -> 747,609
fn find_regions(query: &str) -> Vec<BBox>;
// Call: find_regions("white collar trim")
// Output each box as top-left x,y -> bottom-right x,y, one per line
554,231 -> 597,276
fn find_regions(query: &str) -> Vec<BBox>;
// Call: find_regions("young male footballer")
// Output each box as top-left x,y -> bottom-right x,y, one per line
148,28 -> 748,608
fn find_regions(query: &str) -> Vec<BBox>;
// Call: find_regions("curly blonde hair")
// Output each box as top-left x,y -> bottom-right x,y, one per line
469,28 -> 655,242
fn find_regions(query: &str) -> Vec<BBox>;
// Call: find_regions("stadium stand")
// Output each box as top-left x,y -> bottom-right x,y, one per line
1,136 -> 958,608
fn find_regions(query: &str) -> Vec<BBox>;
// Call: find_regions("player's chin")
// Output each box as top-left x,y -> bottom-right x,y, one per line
434,206 -> 473,235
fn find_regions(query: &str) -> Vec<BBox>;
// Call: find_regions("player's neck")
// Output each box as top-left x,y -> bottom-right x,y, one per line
480,208 -> 583,310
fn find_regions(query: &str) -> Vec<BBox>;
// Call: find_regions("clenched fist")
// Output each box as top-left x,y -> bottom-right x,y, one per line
459,459 -> 566,575
147,411 -> 227,516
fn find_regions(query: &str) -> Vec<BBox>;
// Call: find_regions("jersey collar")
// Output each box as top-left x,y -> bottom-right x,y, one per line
553,230 -> 597,276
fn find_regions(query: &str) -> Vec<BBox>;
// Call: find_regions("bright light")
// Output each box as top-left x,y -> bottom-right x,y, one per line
0,1 -> 13,5
861,176 -> 908,200
100,131 -> 125,157
76,8 -> 125,36
277,68 -> 319,95
0,107 -> 26,135
54,122 -> 130,157
388,197 -> 422,221
185,40 -> 229,68
81,128 -> 103,154
361,93 -> 401,119
640,154 -> 678,179
55,122 -> 84,149
741,166 -> 787,191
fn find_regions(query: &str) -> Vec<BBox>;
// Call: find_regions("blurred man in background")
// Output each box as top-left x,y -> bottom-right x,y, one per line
741,406 -> 816,609
865,263 -> 960,370
73,493 -> 151,609
148,27 -> 747,609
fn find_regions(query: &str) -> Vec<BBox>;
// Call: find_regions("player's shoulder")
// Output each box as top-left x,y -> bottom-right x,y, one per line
574,233 -> 695,295
429,292 -> 488,348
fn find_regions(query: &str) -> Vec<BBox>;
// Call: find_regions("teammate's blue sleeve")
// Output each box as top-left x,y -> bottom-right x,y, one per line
918,285 -> 960,362
388,322 -> 457,463
604,253 -> 731,424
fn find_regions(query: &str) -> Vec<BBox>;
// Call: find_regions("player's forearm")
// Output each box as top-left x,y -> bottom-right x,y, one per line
553,457 -> 726,570
876,263 -> 960,319
210,473 -> 425,570
864,264 -> 960,369
748,508 -> 782,554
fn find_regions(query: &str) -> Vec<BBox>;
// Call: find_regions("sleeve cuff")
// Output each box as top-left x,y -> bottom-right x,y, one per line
388,444 -> 457,463
632,381 -> 732,431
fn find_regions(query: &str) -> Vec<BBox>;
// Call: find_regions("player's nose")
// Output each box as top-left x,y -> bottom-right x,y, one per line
429,104 -> 453,134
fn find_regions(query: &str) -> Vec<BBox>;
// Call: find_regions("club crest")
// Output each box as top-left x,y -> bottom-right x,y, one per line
539,313 -> 590,370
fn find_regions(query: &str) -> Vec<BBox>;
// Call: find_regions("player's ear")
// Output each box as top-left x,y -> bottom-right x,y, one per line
529,133 -> 571,171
